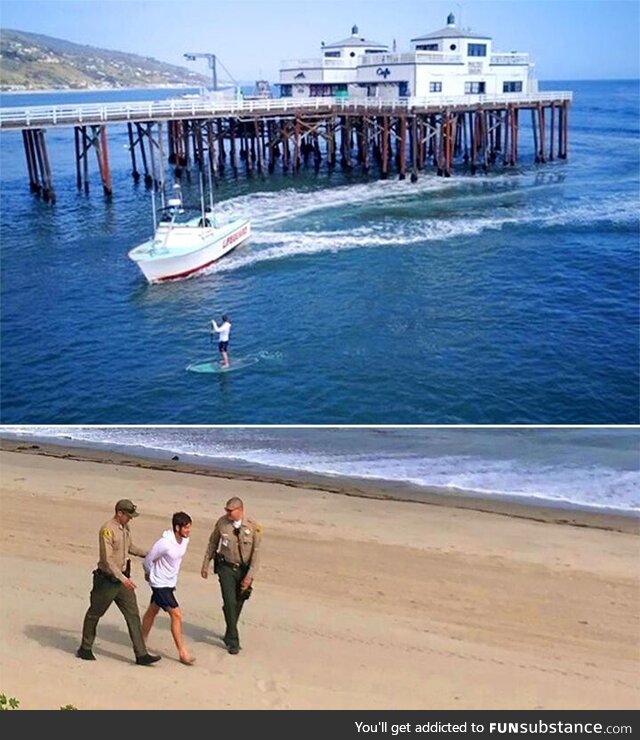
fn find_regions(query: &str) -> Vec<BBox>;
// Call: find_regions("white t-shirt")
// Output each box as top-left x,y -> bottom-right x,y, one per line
212,320 -> 231,342
143,529 -> 189,588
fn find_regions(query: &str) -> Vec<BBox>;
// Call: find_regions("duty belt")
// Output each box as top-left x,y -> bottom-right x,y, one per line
219,558 -> 245,571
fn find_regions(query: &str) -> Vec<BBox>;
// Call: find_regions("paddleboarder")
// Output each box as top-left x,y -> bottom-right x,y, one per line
211,314 -> 231,368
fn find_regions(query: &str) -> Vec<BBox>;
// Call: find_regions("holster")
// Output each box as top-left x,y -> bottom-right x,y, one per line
94,568 -> 121,585
239,585 -> 253,601
123,559 -> 131,579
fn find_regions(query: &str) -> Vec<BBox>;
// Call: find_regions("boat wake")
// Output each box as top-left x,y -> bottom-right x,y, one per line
203,188 -> 637,275
213,176 -> 475,229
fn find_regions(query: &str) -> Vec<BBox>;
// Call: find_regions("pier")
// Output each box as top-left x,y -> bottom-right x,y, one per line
0,92 -> 572,202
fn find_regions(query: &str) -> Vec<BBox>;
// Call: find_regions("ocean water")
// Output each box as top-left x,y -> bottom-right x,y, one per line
2,426 -> 638,514
1,81 -> 638,423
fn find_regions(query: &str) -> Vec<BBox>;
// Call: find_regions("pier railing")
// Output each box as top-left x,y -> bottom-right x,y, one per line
0,91 -> 573,130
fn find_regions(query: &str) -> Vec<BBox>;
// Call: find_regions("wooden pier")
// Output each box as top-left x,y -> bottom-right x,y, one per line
0,92 -> 572,201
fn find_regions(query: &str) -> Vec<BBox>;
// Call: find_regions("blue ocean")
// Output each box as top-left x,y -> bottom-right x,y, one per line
1,81 -> 638,423
1,426 -> 638,514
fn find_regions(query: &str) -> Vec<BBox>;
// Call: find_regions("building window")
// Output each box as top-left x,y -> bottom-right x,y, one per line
503,81 -> 523,93
429,81 -> 442,92
324,51 -> 340,58
310,84 -> 335,97
416,43 -> 439,51
398,81 -> 409,96
468,43 -> 487,57
280,84 -> 292,97
464,81 -> 486,94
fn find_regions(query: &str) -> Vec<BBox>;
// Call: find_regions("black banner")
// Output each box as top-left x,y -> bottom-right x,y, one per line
2,710 -> 638,735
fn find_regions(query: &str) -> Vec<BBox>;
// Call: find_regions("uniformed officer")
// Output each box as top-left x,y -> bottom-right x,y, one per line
201,497 -> 262,654
77,499 -> 161,666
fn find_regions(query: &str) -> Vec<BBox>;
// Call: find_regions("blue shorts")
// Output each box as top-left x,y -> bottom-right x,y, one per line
150,587 -> 179,611
218,341 -> 229,352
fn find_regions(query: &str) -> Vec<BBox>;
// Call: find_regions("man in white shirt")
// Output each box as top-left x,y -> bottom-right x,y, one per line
142,511 -> 194,665
211,313 -> 231,367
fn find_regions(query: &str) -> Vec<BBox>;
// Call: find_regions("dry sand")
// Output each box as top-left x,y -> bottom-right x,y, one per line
0,441 -> 638,710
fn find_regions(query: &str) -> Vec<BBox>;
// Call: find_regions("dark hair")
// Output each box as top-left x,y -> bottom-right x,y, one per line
222,314 -> 229,322
172,511 -> 192,530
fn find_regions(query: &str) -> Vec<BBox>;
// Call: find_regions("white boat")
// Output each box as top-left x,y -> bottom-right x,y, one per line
128,182 -> 250,283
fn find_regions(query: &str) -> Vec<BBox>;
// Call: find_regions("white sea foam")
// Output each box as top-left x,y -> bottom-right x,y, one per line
214,176 -> 463,228
203,186 -> 637,275
3,427 -> 638,513
213,175 -> 636,229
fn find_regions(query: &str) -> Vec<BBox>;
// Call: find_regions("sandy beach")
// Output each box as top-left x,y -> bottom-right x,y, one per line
0,441 -> 638,710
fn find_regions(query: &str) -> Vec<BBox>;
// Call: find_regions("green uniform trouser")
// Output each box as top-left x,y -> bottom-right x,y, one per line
217,562 -> 249,649
80,569 -> 147,658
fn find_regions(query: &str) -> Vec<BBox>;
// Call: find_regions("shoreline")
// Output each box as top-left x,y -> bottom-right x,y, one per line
1,436 -> 637,535
0,84 -> 200,94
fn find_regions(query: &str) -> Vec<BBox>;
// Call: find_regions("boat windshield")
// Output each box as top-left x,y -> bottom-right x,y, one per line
158,206 -> 216,228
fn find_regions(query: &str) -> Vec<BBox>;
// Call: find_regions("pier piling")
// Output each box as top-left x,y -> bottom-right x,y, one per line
7,95 -> 571,201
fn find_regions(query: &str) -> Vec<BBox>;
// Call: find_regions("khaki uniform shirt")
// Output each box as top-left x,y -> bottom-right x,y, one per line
97,516 -> 147,583
202,515 -> 262,580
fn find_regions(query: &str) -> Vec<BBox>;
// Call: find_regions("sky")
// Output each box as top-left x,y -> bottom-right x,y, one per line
1,0 -> 639,82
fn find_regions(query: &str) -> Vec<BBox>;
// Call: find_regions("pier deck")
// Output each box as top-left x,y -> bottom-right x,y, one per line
0,92 -> 571,129
0,91 -> 572,202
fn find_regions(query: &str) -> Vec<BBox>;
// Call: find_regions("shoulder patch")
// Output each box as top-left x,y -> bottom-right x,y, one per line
101,528 -> 113,540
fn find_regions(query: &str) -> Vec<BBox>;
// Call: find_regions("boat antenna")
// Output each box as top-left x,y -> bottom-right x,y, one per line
205,146 -> 215,218
199,166 -> 206,224
157,121 -> 167,212
145,121 -> 160,231
150,182 -> 158,231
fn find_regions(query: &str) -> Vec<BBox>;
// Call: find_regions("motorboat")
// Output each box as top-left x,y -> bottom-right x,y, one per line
128,182 -> 250,283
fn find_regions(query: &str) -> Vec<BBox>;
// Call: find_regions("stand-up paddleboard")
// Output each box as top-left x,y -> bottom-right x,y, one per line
186,355 -> 260,374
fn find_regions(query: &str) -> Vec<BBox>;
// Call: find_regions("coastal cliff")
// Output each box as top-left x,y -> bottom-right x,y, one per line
0,28 -> 209,91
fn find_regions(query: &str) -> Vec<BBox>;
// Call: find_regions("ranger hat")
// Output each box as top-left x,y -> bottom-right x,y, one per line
115,499 -> 139,517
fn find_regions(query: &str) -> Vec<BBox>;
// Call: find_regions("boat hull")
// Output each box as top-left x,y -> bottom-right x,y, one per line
128,219 -> 251,283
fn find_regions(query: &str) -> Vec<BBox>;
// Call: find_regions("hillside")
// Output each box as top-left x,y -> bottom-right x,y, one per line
0,29 -> 210,91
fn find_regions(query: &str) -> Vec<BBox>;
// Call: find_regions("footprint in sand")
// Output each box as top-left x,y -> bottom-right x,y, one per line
256,676 -> 289,709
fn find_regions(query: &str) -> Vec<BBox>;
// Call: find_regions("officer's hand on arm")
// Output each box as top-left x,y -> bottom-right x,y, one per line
201,567 -> 209,579
240,576 -> 253,591
122,577 -> 137,590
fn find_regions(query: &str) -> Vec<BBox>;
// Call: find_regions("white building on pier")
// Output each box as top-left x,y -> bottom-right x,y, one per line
279,13 -> 535,100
